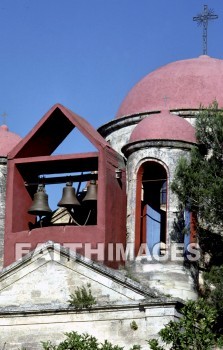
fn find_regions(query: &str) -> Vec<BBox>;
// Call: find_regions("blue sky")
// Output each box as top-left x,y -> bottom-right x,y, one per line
0,0 -> 222,209
0,0 -> 222,138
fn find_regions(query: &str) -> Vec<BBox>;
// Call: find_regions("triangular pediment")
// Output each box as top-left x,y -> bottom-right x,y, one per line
8,104 -> 108,159
0,242 -> 158,309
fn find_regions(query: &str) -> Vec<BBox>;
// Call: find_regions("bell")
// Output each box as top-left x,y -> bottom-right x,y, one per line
28,184 -> 52,217
82,179 -> 97,202
57,182 -> 80,208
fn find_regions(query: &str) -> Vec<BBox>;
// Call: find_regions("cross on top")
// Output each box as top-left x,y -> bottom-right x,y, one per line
193,5 -> 218,55
1,112 -> 8,125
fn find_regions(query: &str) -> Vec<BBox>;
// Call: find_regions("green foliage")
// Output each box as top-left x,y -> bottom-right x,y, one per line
203,265 -> 223,333
147,339 -> 164,350
197,228 -> 223,332
171,102 -> 223,229
41,331 -> 124,350
169,102 -> 223,346
171,102 -> 223,335
196,101 -> 223,161
130,320 -> 138,331
68,283 -> 96,310
148,299 -> 223,350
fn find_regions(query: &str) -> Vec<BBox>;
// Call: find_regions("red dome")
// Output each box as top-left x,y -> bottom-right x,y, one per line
129,111 -> 196,144
117,55 -> 223,118
0,125 -> 22,157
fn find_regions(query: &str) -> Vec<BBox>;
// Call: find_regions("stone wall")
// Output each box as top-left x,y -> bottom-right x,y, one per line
106,124 -> 135,155
0,301 -> 181,350
124,143 -> 197,300
0,243 -> 182,350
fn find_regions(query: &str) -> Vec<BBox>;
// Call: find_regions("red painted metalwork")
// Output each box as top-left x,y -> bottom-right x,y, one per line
4,104 -> 126,268
190,212 -> 197,243
135,166 -> 143,256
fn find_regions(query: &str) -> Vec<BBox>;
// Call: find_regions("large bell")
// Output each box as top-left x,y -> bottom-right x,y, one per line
28,184 -> 52,217
57,182 -> 80,208
82,179 -> 97,202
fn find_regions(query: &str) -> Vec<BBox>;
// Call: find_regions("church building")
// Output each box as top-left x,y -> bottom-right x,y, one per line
0,54 -> 222,349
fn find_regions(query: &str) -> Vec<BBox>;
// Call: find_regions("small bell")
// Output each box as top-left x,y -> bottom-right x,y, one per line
28,184 -> 52,217
57,182 -> 80,208
82,179 -> 97,202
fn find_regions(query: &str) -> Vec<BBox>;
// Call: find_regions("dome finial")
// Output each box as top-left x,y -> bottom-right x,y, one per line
1,112 -> 8,126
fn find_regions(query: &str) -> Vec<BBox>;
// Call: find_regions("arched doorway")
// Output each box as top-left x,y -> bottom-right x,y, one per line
135,161 -> 168,257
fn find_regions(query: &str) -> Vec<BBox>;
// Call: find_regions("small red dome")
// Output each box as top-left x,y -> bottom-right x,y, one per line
117,55 -> 223,118
129,111 -> 196,144
0,125 -> 22,157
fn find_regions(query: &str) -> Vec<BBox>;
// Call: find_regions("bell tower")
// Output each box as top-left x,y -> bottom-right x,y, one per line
4,104 -> 126,268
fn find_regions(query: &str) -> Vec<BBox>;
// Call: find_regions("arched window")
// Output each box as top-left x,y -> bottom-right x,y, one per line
135,161 -> 168,257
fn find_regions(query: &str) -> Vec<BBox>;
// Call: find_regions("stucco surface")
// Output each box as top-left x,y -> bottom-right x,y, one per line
130,111 -> 196,144
0,125 -> 21,157
117,55 -> 223,117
